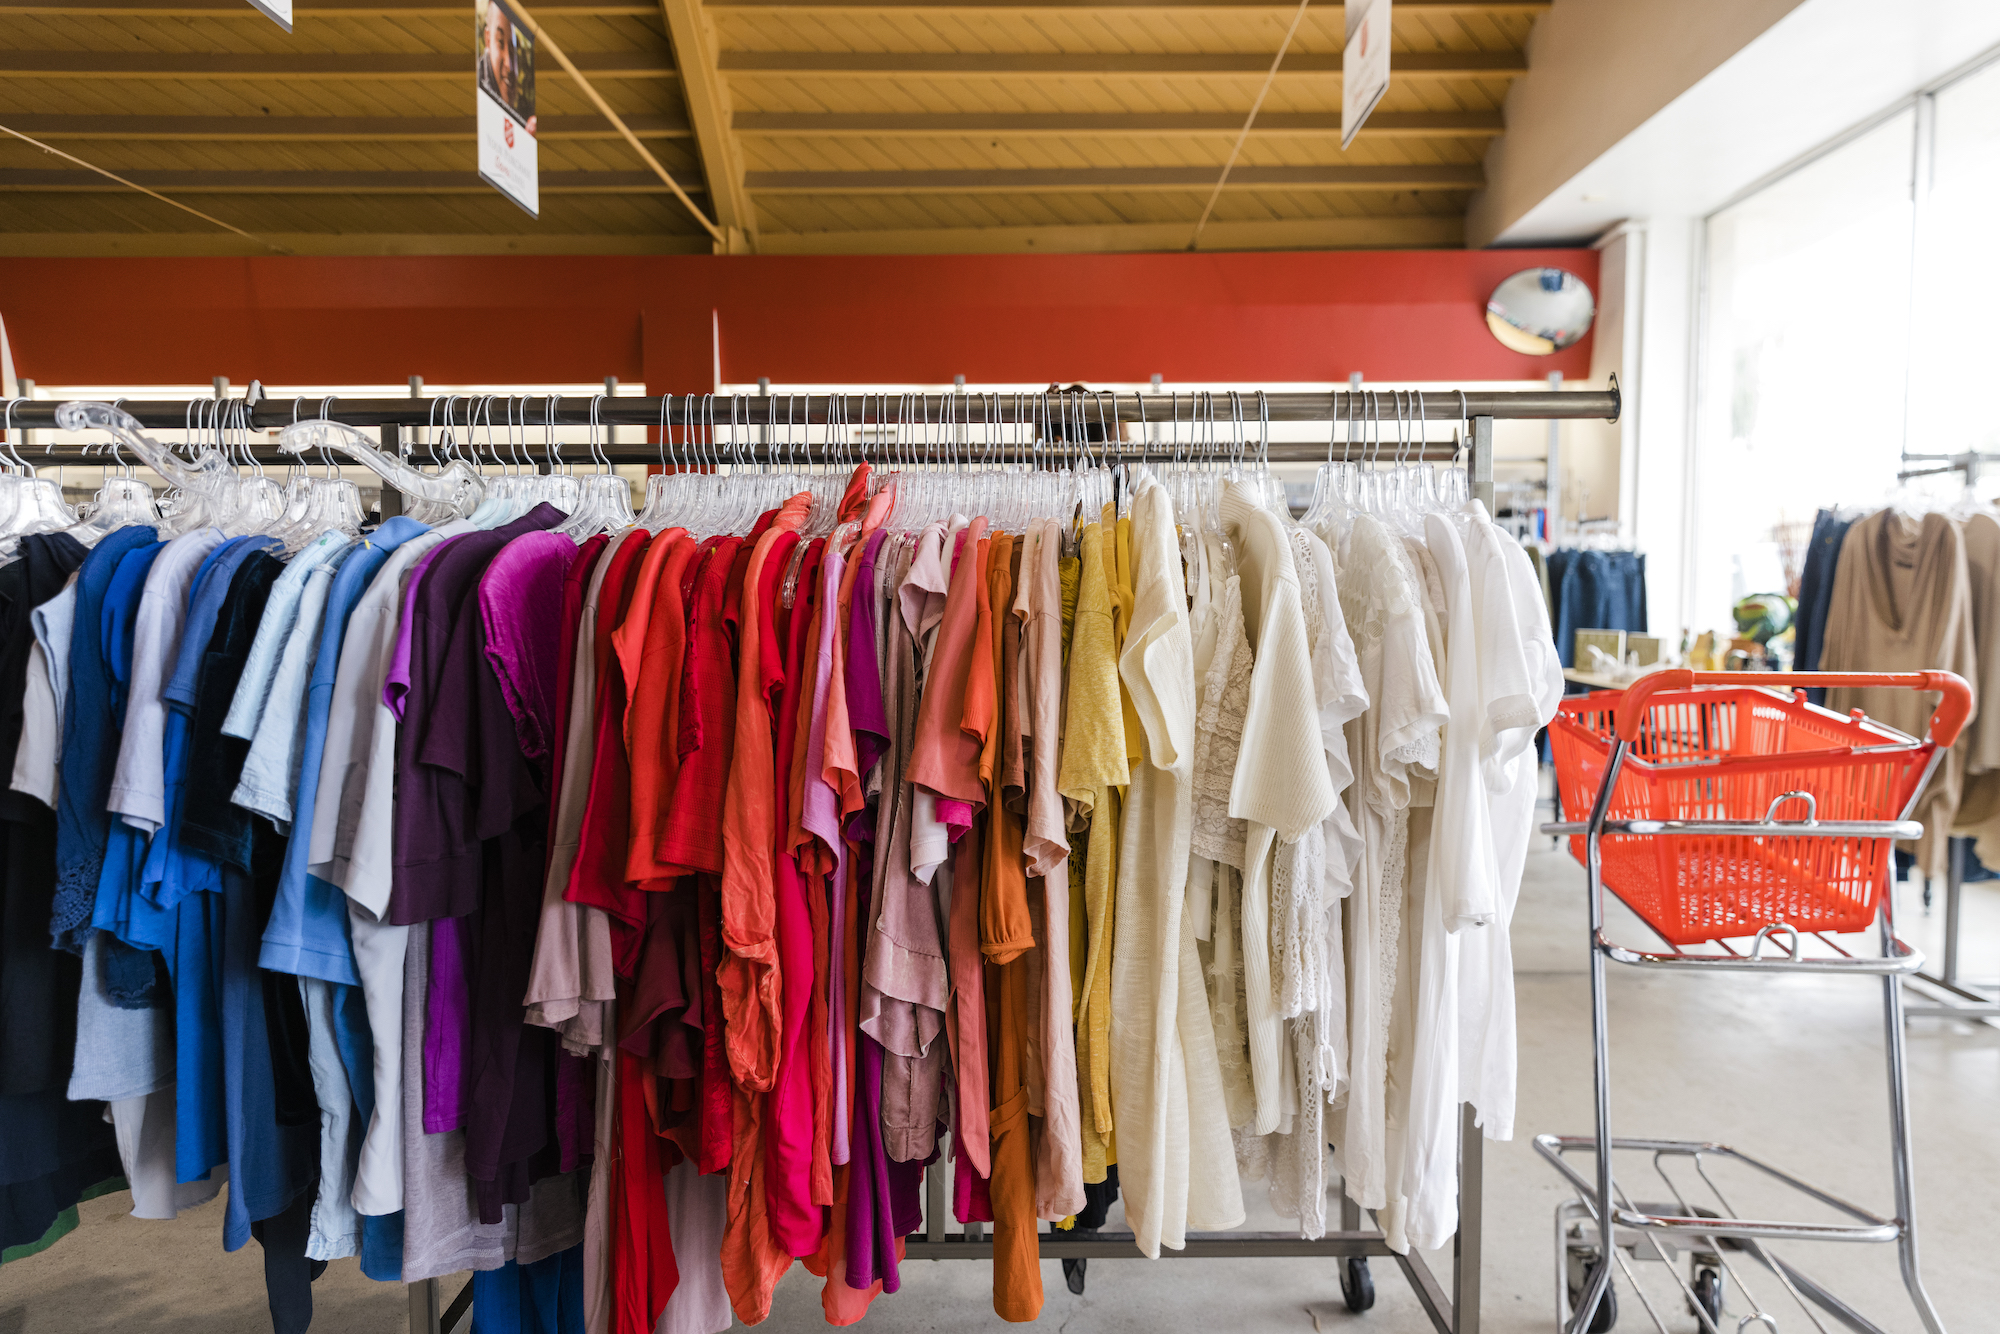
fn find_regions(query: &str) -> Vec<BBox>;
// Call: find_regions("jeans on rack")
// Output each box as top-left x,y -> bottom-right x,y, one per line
1794,508 -> 1855,704
1550,549 -> 1648,667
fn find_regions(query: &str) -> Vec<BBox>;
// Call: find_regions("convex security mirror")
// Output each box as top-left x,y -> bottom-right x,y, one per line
1485,267 -> 1595,354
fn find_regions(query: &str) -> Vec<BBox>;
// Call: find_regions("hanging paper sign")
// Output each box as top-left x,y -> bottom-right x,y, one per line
1341,0 -> 1391,150
476,0 -> 539,217
245,0 -> 292,32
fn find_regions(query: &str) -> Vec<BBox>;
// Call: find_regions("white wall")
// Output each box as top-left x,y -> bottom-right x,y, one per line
1467,0 -> 1809,249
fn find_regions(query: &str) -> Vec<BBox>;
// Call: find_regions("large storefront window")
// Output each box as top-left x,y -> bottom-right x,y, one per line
1692,54 -> 2000,642
1693,109 -> 1914,635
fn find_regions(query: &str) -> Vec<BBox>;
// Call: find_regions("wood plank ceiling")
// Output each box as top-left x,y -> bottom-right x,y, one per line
0,0 -> 1544,256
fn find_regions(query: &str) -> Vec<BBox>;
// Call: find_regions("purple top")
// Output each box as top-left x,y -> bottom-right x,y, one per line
846,529 -> 892,815
801,544 -> 848,1163
384,533 -> 469,720
389,504 -> 565,927
478,531 -> 579,764
424,914 -> 470,1133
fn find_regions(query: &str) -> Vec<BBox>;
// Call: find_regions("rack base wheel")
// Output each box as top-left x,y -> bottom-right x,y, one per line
1340,1257 -> 1375,1313
1062,1257 -> 1087,1296
1565,1263 -> 1616,1333
1691,1267 -> 1722,1328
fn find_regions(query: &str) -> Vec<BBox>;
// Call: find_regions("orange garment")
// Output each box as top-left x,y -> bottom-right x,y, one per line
905,517 -> 990,806
718,492 -> 812,1093
944,538 -> 997,1182
719,1086 -> 790,1325
981,535 -> 1033,965
622,532 -> 698,886
966,535 -> 998,778
982,535 -> 1042,1321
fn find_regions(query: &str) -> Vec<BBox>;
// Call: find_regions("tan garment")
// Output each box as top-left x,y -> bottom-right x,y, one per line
1820,510 -> 1977,878
1948,513 -> 2000,867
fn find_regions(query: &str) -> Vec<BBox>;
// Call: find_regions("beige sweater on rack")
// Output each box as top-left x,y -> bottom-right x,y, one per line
1819,508 -> 1976,879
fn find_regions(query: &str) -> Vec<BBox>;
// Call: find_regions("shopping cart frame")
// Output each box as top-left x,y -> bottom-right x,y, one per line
1538,669 -> 1970,1334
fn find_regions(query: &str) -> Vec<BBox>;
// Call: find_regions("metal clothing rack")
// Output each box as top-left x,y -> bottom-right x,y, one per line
11,386 -> 1617,1334
1904,836 -> 2000,1024
6,388 -> 1621,528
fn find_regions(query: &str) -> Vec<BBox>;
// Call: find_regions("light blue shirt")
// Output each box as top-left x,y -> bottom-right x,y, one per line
259,517 -> 428,983
232,540 -> 355,830
221,528 -> 351,742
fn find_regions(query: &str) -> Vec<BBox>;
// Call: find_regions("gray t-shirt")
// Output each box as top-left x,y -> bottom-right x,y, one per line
399,919 -> 586,1280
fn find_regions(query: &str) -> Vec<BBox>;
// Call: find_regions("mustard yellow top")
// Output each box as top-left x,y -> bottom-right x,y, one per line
1056,520 -> 1125,1182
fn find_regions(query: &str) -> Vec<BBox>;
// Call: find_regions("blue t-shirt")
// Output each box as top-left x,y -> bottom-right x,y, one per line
260,517 -> 429,983
146,536 -> 271,1189
50,525 -> 161,953
87,543 -> 176,1006
140,536 -> 276,911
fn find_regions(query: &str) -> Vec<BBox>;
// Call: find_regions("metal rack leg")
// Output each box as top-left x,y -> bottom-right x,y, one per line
1569,768 -> 1621,1334
1880,917 -> 1950,1334
1454,1104 -> 1482,1334
408,1277 -> 441,1334
1906,836 -> 2000,1020
1944,836 -> 1963,988
925,1154 -> 947,1244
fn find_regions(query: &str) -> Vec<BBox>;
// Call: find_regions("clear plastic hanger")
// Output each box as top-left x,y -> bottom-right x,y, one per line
0,400 -> 79,544
555,395 -> 630,540
57,409 -> 163,546
279,395 -> 482,526
273,395 -> 367,550
637,392 -> 683,533
217,398 -> 286,538
57,399 -> 237,535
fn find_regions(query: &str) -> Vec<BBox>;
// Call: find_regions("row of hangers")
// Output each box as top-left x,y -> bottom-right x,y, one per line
0,386 -> 1484,563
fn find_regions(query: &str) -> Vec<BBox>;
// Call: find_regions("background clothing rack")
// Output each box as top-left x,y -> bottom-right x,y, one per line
12,385 -> 1616,1334
9,387 -> 1620,523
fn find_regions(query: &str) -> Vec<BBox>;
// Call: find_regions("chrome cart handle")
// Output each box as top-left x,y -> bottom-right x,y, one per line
1764,791 -> 1816,824
1748,921 -> 1803,963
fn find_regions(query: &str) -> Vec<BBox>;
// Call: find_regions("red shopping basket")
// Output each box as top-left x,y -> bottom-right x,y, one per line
1547,670 -> 1970,946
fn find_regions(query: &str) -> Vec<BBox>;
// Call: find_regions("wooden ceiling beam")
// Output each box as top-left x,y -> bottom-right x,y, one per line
745,164 -> 1481,193
0,50 -> 670,78
0,168 -> 706,193
755,214 -> 1467,254
0,231 -> 716,256
718,50 -> 1524,76
0,0 -> 649,11
733,109 -> 1501,137
0,112 -> 691,140
657,0 -> 758,252
712,0 -> 1539,9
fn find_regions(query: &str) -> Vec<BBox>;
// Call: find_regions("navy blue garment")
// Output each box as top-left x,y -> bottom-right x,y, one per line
1794,508 -> 1855,705
1551,548 -> 1648,668
0,532 -> 91,1095
249,1179 -> 327,1334
0,532 -> 120,1253
95,546 -> 175,1008
200,558 -> 321,1253
471,1242 -> 586,1334
50,525 -> 163,954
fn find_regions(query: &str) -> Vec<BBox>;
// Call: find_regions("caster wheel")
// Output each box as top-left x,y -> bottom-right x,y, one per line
1062,1257 -> 1087,1296
1340,1257 -> 1375,1313
1567,1262 -> 1616,1333
1691,1267 -> 1722,1328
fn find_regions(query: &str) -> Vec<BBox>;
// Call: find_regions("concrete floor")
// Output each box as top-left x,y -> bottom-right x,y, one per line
6,834 -> 1998,1334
